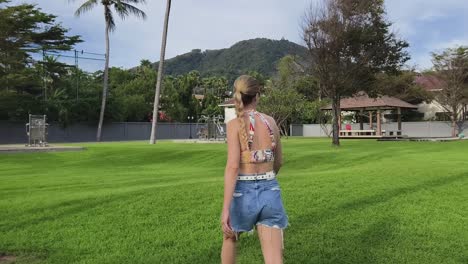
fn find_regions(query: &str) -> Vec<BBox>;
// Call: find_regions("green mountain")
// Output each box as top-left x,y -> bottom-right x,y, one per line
151,38 -> 308,80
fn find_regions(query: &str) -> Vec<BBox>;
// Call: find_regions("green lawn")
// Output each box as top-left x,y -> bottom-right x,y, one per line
0,139 -> 467,264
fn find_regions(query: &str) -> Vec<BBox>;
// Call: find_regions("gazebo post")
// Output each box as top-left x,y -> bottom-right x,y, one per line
377,108 -> 382,136
369,111 -> 373,130
338,113 -> 342,131
397,107 -> 402,131
359,109 -> 364,130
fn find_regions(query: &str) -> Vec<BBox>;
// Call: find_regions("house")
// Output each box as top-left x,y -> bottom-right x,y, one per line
414,74 -> 468,121
414,75 -> 448,120
218,98 -> 236,124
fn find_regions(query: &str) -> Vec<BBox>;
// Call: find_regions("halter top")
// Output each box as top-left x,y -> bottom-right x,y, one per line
240,111 -> 276,164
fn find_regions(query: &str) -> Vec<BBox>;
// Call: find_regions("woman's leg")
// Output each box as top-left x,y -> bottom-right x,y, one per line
221,234 -> 237,264
257,225 -> 283,264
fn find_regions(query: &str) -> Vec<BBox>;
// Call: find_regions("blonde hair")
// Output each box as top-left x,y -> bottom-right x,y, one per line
233,75 -> 262,151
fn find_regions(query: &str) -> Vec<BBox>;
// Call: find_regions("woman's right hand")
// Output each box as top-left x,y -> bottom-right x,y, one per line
221,208 -> 235,239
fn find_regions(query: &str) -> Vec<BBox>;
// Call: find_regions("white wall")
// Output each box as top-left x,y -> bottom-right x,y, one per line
224,107 -> 236,124
301,122 -> 468,138
417,101 -> 445,120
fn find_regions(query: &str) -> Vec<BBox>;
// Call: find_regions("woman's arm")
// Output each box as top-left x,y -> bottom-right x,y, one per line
273,121 -> 283,175
222,120 -> 240,214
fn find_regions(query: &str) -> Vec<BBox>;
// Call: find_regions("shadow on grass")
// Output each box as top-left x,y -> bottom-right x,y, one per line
1,178 -> 220,232
285,148 -> 408,172
0,171 -> 218,194
286,172 -> 468,263
337,172 -> 466,212
305,216 -> 400,264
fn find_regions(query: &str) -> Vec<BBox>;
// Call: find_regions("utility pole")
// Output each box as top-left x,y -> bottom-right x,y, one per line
43,49 -> 47,101
75,50 -> 79,100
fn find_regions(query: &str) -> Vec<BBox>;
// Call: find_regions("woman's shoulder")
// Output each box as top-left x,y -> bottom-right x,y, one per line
257,112 -> 277,126
226,118 -> 240,128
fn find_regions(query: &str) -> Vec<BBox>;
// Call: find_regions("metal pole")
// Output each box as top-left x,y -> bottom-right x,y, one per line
75,50 -> 79,100
43,49 -> 47,101
189,117 -> 193,139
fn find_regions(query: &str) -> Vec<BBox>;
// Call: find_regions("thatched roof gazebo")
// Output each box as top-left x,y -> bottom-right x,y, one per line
322,92 -> 418,138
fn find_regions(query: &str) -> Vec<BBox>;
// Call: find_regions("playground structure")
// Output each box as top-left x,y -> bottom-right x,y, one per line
25,115 -> 49,146
196,115 -> 226,141
0,114 -> 84,153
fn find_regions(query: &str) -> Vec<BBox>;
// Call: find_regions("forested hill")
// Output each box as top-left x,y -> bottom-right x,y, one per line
150,38 -> 308,80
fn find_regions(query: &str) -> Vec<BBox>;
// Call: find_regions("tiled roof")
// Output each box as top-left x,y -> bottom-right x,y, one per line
414,75 -> 444,92
322,92 -> 418,110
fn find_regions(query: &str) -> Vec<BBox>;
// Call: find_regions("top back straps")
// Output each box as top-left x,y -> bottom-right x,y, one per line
239,111 -> 276,152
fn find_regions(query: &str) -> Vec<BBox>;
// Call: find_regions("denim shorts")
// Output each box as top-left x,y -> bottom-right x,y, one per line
229,175 -> 288,234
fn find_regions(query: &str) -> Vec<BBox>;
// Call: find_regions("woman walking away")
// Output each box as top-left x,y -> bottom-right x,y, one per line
221,75 -> 288,264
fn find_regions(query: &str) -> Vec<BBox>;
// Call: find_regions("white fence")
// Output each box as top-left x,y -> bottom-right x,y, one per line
293,122 -> 468,138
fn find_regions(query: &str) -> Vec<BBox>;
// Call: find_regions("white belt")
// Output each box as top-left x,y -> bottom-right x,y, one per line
237,171 -> 276,181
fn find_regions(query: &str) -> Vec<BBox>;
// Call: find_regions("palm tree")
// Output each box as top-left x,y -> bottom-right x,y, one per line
74,0 -> 146,141
149,0 -> 171,144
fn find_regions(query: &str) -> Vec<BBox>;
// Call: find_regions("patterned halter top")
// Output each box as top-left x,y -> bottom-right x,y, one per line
240,110 -> 276,164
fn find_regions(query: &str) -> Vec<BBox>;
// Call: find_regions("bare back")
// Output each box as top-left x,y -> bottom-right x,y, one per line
235,111 -> 283,174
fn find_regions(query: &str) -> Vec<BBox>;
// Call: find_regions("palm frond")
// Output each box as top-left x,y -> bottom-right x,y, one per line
105,7 -> 116,32
113,1 -> 129,19
113,1 -> 147,20
74,0 -> 99,17
121,0 -> 147,4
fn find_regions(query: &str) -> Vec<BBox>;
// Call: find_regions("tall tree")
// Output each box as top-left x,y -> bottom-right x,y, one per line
150,0 -> 171,144
258,80 -> 307,136
0,0 -> 80,91
74,0 -> 146,141
302,0 -> 409,146
0,0 -> 80,120
431,46 -> 468,137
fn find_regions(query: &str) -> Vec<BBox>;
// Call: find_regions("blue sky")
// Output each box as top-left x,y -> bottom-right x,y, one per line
15,0 -> 468,72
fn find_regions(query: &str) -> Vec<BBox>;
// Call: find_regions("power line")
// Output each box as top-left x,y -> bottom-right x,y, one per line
81,51 -> 105,56
39,48 -> 106,101
43,53 -> 106,62
43,49 -> 105,57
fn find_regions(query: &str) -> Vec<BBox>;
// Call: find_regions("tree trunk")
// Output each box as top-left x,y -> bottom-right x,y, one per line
331,93 -> 340,146
282,124 -> 289,138
150,0 -> 172,144
97,18 -> 110,142
451,114 -> 457,137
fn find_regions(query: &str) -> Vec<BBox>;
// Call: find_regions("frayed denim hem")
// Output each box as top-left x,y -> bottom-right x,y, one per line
231,228 -> 255,241
255,222 -> 288,230
255,223 -> 288,249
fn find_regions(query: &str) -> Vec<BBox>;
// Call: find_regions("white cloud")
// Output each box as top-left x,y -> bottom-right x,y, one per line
432,38 -> 468,50
386,0 -> 468,36
385,0 -> 468,72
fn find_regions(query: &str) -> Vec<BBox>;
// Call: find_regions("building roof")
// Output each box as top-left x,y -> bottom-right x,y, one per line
219,98 -> 235,107
414,75 -> 444,92
322,92 -> 418,111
